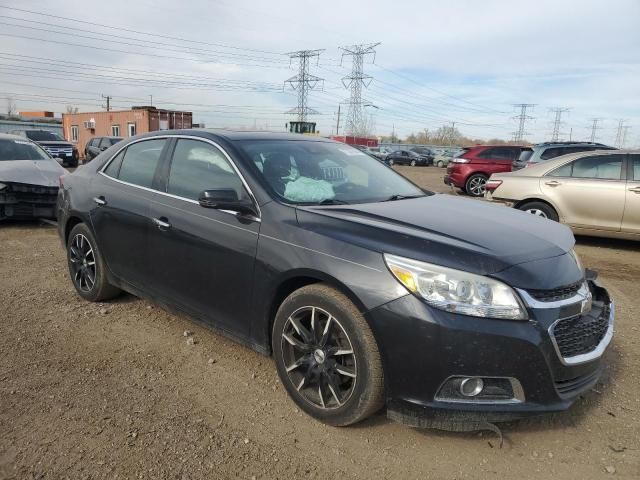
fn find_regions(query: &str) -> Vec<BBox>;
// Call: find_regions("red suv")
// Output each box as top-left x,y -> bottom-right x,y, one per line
444,145 -> 523,197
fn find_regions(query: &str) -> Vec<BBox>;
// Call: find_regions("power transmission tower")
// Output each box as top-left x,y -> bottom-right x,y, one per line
614,119 -> 627,147
340,42 -> 380,136
284,49 -> 324,122
101,94 -> 112,112
621,126 -> 632,148
588,118 -> 602,142
549,107 -> 570,141
512,104 -> 535,143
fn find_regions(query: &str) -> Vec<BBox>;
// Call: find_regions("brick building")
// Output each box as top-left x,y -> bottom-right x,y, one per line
62,106 -> 192,157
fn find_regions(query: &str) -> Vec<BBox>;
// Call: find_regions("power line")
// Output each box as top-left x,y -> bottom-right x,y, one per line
512,104 -> 535,143
549,107 -> 570,141
339,42 -> 380,136
284,50 -> 324,122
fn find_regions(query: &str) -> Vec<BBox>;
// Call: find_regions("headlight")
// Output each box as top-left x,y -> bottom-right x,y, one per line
384,254 -> 527,320
570,249 -> 584,274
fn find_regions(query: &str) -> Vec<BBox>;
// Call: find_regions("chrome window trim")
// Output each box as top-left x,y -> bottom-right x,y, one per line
99,134 -> 261,222
434,376 -> 525,405
516,282 -> 590,309
548,299 -> 614,366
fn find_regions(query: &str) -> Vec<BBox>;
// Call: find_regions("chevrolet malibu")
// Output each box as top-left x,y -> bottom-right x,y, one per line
57,130 -> 614,428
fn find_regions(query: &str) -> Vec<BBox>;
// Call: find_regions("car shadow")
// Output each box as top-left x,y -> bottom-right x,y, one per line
575,235 -> 639,251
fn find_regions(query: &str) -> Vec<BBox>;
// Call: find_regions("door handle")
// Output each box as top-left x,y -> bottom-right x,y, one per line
93,196 -> 106,206
152,217 -> 171,230
545,181 -> 562,187
629,187 -> 640,194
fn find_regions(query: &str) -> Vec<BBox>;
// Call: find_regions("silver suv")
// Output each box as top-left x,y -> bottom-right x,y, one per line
512,141 -> 616,170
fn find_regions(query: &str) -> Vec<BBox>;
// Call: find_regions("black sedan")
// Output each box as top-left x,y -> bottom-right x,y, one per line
0,133 -> 65,220
85,136 -> 123,162
57,130 -> 613,428
386,149 -> 432,166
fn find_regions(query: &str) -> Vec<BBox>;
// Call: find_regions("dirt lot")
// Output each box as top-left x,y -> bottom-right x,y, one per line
1,166 -> 639,479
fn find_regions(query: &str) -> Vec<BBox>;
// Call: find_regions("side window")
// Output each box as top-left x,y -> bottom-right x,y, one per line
478,148 -> 498,159
167,139 -> 247,201
103,150 -> 125,177
571,155 -> 623,180
117,139 -> 166,188
629,154 -> 640,181
547,162 -> 573,177
540,147 -> 566,160
99,138 -> 111,149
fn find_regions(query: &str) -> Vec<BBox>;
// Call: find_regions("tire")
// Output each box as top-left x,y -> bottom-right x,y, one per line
67,223 -> 121,302
437,160 -> 444,168
272,284 -> 384,426
465,173 -> 488,197
517,201 -> 559,222
410,159 -> 417,167
387,159 -> 394,166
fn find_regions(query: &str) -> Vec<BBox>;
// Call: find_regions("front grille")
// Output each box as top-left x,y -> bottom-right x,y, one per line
527,281 -> 583,302
0,183 -> 58,206
555,369 -> 600,396
552,304 -> 610,358
43,146 -> 73,157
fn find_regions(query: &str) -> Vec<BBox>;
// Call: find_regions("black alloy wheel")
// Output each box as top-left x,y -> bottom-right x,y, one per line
273,284 -> 384,426
66,223 -> 121,301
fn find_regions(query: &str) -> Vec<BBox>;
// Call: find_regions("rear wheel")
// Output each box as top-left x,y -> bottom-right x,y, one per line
67,223 -> 121,301
437,160 -> 444,168
465,174 -> 488,197
272,284 -> 384,426
517,201 -> 559,222
410,159 -> 417,167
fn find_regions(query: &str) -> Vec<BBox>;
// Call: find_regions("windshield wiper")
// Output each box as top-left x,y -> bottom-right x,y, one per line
382,194 -> 425,202
317,198 -> 350,205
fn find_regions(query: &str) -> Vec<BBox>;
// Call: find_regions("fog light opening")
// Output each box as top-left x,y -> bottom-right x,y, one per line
460,377 -> 484,397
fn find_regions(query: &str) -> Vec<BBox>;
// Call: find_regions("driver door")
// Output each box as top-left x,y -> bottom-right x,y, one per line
146,137 -> 260,338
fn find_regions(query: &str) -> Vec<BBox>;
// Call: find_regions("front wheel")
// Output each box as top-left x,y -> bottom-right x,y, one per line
437,160 -> 444,168
517,201 -> 559,222
67,223 -> 121,301
387,158 -> 394,166
465,174 -> 488,197
410,159 -> 417,167
272,284 -> 384,426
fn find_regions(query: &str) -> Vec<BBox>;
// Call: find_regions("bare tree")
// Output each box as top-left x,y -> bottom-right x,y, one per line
65,105 -> 79,114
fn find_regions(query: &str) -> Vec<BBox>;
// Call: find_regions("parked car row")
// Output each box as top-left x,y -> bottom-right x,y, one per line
9,129 -> 79,168
445,142 -> 617,197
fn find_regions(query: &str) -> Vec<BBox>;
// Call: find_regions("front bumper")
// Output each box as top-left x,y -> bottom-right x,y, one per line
366,278 -> 613,427
0,183 -> 58,220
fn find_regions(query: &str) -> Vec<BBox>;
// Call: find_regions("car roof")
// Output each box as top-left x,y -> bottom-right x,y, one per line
509,149 -> 638,176
0,133 -> 30,141
151,129 -> 336,143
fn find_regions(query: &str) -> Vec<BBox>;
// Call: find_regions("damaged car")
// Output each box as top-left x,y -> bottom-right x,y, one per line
0,133 -> 65,221
57,130 -> 614,429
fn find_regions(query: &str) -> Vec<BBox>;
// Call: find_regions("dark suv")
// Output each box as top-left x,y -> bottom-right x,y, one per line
85,136 -> 123,162
444,145 -> 522,196
386,149 -> 433,166
10,129 -> 79,167
512,142 -> 616,170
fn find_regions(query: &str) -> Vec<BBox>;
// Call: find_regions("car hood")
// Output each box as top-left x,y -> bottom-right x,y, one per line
0,160 -> 66,187
296,194 -> 579,289
36,141 -> 73,147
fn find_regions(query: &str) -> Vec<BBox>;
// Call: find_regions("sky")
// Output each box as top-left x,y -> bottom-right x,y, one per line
0,0 -> 639,145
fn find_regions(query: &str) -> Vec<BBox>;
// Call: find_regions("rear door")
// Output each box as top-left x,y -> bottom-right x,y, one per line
146,137 -> 260,337
90,137 -> 170,287
542,153 -> 626,230
622,154 -> 640,234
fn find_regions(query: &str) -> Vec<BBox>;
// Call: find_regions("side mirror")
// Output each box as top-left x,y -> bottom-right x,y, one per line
198,188 -> 257,216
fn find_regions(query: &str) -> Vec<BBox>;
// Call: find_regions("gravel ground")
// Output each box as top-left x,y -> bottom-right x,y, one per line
1,166 -> 639,479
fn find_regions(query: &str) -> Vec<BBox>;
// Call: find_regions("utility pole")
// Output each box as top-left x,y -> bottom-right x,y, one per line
449,121 -> 456,146
149,94 -> 153,107
589,118 -> 602,142
284,49 -> 324,123
335,104 -> 341,136
340,42 -> 380,136
549,107 -> 570,141
512,104 -> 535,143
101,94 -> 112,112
